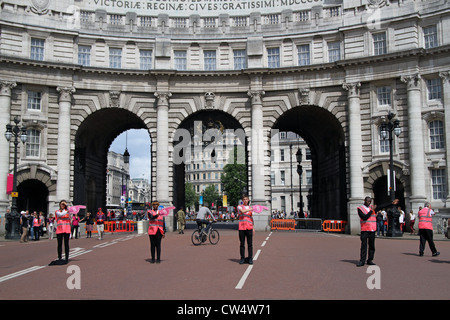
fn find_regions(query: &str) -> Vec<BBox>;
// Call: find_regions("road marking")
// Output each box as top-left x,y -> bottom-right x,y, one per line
235,265 -> 253,289
253,249 -> 261,261
0,234 -> 139,283
235,233 -> 272,289
0,266 -> 46,283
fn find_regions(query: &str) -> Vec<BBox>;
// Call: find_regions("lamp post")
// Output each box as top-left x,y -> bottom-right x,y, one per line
380,111 -> 402,237
4,116 -> 27,239
296,148 -> 303,217
123,147 -> 130,217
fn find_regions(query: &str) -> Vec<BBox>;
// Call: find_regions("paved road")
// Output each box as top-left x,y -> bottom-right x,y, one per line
1,229 -> 449,303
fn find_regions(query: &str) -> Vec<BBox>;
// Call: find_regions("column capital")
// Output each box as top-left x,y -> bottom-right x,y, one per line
439,71 -> 450,83
342,82 -> 361,97
154,91 -> 172,106
247,90 -> 265,104
57,86 -> 76,103
0,81 -> 17,96
400,73 -> 421,90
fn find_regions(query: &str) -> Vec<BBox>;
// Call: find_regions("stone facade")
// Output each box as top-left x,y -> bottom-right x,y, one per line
0,0 -> 449,234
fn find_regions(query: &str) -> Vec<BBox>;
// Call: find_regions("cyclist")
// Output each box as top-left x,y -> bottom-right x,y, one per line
196,203 -> 216,235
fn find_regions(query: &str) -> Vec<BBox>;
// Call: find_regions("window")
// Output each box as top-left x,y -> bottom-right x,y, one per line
109,48 -> 122,68
379,127 -> 389,153
280,170 -> 285,185
271,171 -> 275,185
233,49 -> 247,70
26,129 -> 40,157
280,149 -> 285,162
30,38 -> 45,61
328,41 -> 340,62
204,50 -> 216,71
267,47 -> 280,68
429,120 -> 445,150
297,44 -> 310,66
174,50 -> 187,70
424,25 -> 438,49
426,78 -> 442,100
431,169 -> 446,200
373,32 -> 387,55
27,91 -> 41,111
140,50 -> 153,70
305,148 -> 311,160
78,45 -> 91,66
377,86 -> 391,106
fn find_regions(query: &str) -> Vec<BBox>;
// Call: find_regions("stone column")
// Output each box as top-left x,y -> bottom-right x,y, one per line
400,74 -> 426,211
154,91 -> 171,205
56,86 -> 75,202
439,71 -> 450,207
343,82 -> 364,234
248,89 -> 270,231
248,90 -> 266,204
0,81 -> 16,234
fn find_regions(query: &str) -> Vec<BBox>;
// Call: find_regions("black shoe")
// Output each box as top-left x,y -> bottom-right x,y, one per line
419,252 -> 424,256
432,252 -> 440,257
356,261 -> 365,267
239,258 -> 245,264
367,260 -> 376,265
248,258 -> 253,265
156,259 -> 161,264
150,259 -> 155,264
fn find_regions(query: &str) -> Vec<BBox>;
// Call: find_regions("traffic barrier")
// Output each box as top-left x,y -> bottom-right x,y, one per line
270,219 -> 296,231
322,220 -> 347,233
104,221 -> 136,233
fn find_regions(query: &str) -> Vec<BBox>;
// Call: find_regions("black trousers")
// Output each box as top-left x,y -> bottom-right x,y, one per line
239,229 -> 253,259
57,233 -> 70,261
359,231 -> 375,263
149,230 -> 163,261
419,229 -> 437,254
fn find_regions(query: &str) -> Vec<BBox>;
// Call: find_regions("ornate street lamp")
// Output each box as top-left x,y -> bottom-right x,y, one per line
123,147 -> 130,217
296,148 -> 303,217
380,111 -> 402,237
4,116 -> 27,239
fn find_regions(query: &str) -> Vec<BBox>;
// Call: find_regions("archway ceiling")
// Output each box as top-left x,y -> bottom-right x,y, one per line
272,106 -> 345,155
76,109 -> 147,154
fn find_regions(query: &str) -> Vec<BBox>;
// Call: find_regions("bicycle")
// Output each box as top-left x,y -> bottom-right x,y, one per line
191,220 -> 219,245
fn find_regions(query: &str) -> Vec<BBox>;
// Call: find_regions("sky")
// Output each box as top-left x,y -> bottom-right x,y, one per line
109,129 -> 151,182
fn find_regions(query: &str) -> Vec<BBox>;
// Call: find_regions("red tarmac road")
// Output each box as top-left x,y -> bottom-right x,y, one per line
1,229 -> 449,300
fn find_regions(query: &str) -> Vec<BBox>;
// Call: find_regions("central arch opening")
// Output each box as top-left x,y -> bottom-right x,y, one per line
173,110 -> 247,221
272,105 -> 347,221
74,109 -> 150,213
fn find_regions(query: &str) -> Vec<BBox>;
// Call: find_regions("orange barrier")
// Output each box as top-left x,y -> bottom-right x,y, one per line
104,221 -> 136,233
270,219 -> 296,231
85,221 -> 136,234
322,220 -> 347,232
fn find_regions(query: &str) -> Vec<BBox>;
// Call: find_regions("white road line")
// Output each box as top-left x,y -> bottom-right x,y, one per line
0,234 -> 137,284
261,241 -> 267,247
253,249 -> 261,261
235,265 -> 253,290
0,266 -> 46,283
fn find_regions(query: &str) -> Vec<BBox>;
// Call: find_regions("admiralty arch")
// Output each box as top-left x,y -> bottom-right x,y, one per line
0,0 -> 449,234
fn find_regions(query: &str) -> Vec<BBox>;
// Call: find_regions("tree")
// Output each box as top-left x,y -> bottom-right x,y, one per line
221,146 -> 247,206
202,184 -> 220,208
185,182 -> 198,210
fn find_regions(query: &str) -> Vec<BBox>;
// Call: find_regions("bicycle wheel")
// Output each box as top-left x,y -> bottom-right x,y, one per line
191,230 -> 202,246
209,229 -> 220,245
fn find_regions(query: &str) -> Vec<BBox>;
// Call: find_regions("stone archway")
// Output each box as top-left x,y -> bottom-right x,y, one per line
74,108 -> 150,213
172,109 -> 247,221
272,105 -> 347,220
